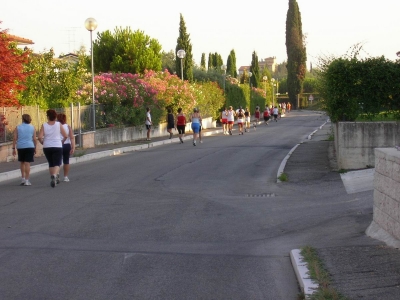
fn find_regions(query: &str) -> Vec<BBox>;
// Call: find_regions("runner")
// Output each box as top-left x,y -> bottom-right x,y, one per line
263,106 -> 270,125
236,106 -> 245,135
226,106 -> 235,135
244,108 -> 251,132
254,105 -> 260,130
273,106 -> 279,122
189,108 -> 202,146
175,108 -> 186,144
221,107 -> 228,135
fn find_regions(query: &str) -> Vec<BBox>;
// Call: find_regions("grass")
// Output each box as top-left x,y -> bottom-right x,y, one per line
299,246 -> 349,300
278,173 -> 288,182
338,169 -> 347,174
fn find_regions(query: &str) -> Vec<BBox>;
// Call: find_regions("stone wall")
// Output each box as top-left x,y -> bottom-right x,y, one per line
334,122 -> 400,170
366,148 -> 400,245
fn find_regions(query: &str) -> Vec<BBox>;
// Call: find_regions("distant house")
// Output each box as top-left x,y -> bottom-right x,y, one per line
6,34 -> 34,47
58,53 -> 79,64
238,56 -> 277,77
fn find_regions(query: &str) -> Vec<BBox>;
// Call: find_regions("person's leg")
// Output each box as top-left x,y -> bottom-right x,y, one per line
19,162 -> 25,183
23,162 -> 31,180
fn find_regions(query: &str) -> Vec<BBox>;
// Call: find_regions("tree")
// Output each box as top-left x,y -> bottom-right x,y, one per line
250,51 -> 260,88
207,53 -> 213,70
226,49 -> 237,78
161,50 -> 176,74
286,0 -> 307,108
200,53 -> 206,70
93,27 -> 162,74
0,28 -> 30,107
175,14 -> 193,81
19,47 -> 89,108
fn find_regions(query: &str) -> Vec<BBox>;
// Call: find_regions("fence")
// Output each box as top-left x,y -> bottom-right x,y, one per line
0,104 -> 101,143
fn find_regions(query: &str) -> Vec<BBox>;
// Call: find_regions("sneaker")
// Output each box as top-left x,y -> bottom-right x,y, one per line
193,141 -> 196,146
179,137 -> 183,143
24,180 -> 31,186
229,130 -> 232,135
200,140 -> 203,143
20,178 -> 26,186
50,175 -> 56,188
56,174 -> 60,184
64,177 -> 70,182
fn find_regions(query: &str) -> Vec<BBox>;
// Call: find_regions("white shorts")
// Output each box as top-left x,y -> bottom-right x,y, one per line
237,119 -> 244,123
245,117 -> 250,122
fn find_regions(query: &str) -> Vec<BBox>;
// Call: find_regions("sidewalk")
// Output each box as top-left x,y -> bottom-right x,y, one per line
284,121 -> 400,299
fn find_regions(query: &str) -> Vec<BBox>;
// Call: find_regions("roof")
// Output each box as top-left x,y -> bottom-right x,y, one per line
6,34 -> 34,45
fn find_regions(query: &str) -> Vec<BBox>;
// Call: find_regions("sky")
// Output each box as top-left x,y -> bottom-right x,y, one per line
2,0 -> 400,70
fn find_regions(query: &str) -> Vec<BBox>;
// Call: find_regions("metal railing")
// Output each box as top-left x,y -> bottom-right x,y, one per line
0,104 -> 101,144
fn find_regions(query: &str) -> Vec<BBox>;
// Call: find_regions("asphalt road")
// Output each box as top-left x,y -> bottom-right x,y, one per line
0,111 -> 378,300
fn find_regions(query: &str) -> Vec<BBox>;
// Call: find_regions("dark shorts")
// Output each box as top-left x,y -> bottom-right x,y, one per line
264,116 -> 270,121
17,148 -> 35,163
167,122 -> 174,130
177,125 -> 185,134
146,125 -> 151,130
62,143 -> 71,165
43,147 -> 63,168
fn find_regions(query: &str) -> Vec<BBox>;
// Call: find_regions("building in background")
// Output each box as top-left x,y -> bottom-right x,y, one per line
238,56 -> 277,77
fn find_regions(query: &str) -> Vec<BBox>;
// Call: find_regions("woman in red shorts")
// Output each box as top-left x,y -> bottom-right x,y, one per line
175,108 -> 186,143
221,107 -> 228,135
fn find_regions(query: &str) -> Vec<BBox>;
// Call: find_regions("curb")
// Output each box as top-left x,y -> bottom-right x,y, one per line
290,249 -> 318,296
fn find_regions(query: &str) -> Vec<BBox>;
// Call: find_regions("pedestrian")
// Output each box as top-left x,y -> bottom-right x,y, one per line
175,107 -> 186,143
221,107 -> 228,135
236,106 -> 245,135
226,106 -> 235,135
56,113 -> 75,182
263,106 -> 271,125
287,102 -> 291,112
166,108 -> 175,139
273,106 -> 279,122
244,108 -> 251,132
38,109 -> 68,188
145,107 -> 152,141
254,105 -> 260,130
12,114 -> 37,186
189,108 -> 202,146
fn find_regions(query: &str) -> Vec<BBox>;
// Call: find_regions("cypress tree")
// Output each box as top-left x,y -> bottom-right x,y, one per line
250,51 -> 260,88
286,0 -> 307,108
200,53 -> 206,70
207,53 -> 213,70
175,14 -> 193,81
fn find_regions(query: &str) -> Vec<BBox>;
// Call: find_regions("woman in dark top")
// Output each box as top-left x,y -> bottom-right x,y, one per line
166,108 -> 175,139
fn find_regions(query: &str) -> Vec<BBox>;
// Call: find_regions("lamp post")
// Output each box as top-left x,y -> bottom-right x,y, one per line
177,49 -> 186,81
271,78 -> 276,107
221,64 -> 227,93
397,51 -> 400,57
248,71 -> 252,105
85,17 -> 98,131
262,76 -> 268,106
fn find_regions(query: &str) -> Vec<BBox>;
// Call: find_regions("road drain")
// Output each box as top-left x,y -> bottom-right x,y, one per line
246,193 -> 276,198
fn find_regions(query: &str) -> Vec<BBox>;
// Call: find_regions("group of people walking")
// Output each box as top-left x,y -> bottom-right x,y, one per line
12,109 -> 75,187
146,107 -> 203,146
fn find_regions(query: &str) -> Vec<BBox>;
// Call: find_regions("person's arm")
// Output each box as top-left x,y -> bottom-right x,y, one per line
60,125 -> 68,143
32,127 -> 37,154
68,125 -> 75,154
38,125 -> 44,145
12,126 -> 17,156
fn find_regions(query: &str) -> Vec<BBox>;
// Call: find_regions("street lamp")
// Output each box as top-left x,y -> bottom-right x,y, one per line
248,71 -> 252,87
85,17 -> 98,131
221,64 -> 227,93
271,78 -> 276,107
177,49 -> 186,81
397,51 -> 400,58
262,76 -> 268,106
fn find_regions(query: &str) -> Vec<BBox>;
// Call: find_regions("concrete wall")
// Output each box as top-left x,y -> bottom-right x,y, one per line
334,122 -> 400,170
367,148 -> 400,244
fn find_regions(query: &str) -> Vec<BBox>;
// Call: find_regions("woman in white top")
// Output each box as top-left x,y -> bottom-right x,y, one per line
57,113 -> 75,182
38,109 -> 68,188
226,106 -> 235,135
